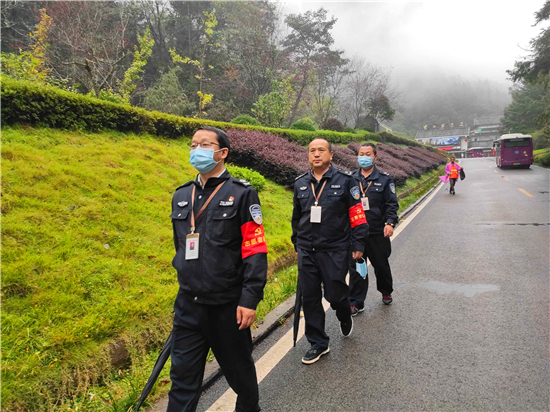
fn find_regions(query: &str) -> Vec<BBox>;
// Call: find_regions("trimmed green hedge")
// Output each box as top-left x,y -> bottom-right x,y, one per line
1,76 -> 423,148
230,114 -> 262,126
226,165 -> 267,192
290,120 -> 316,131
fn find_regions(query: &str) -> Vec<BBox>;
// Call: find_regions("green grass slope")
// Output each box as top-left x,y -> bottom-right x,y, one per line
1,126 -> 294,411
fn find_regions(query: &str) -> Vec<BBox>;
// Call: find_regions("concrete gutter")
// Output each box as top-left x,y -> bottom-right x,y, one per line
146,178 -> 441,411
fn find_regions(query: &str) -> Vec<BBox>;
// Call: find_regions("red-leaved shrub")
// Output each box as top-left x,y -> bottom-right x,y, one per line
226,129 -> 444,188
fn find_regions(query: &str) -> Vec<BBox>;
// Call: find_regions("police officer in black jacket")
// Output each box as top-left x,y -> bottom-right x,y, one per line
168,126 -> 267,412
292,138 -> 368,365
348,143 -> 399,314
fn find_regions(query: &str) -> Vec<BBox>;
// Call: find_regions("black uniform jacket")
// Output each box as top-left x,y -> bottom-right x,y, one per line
171,170 -> 268,310
291,165 -> 368,252
352,166 -> 399,235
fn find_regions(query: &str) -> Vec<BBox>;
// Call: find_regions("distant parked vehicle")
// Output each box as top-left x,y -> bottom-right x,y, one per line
468,147 -> 485,158
495,134 -> 533,168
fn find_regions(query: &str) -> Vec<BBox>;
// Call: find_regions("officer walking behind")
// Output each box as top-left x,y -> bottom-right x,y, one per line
292,138 -> 368,365
348,143 -> 399,314
168,126 -> 268,412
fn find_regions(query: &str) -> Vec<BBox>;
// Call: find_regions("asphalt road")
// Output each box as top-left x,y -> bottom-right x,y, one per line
197,158 -> 550,412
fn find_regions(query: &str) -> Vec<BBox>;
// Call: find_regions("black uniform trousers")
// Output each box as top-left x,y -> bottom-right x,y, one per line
449,178 -> 457,191
167,294 -> 260,412
298,248 -> 352,350
349,234 -> 393,308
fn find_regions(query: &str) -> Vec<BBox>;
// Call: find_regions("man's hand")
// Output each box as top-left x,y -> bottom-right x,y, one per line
352,251 -> 363,260
384,224 -> 394,238
236,306 -> 256,330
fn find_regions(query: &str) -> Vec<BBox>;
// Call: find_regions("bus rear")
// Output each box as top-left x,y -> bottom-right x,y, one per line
496,134 -> 533,168
468,148 -> 484,158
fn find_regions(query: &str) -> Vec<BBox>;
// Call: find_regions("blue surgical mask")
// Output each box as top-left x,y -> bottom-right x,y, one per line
356,258 -> 368,279
189,147 -> 221,174
358,156 -> 374,169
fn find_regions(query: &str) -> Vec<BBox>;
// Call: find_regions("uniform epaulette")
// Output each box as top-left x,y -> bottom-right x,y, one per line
295,172 -> 308,181
233,178 -> 251,187
175,181 -> 193,191
380,171 -> 389,176
336,168 -> 353,176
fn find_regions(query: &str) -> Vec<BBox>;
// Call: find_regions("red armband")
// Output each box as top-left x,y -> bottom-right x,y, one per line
349,204 -> 367,228
241,221 -> 268,259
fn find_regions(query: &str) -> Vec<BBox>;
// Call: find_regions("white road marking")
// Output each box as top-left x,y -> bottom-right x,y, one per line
206,181 -> 445,412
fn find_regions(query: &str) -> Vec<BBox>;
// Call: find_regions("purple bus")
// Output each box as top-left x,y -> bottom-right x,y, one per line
495,134 -> 533,168
468,147 -> 485,158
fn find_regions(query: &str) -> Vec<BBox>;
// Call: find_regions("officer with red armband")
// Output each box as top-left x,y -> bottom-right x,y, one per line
348,143 -> 399,313
292,138 -> 368,365
168,126 -> 267,412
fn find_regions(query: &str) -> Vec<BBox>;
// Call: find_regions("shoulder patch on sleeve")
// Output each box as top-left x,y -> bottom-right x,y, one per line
175,181 -> 193,191
249,204 -> 263,224
350,186 -> 361,199
295,172 -> 308,181
390,183 -> 396,194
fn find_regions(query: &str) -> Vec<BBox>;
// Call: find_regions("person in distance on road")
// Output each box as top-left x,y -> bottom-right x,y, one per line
446,156 -> 463,195
167,126 -> 267,412
292,138 -> 368,365
348,143 -> 399,312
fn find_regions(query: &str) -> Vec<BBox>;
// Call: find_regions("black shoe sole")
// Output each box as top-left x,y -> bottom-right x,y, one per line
302,347 -> 330,365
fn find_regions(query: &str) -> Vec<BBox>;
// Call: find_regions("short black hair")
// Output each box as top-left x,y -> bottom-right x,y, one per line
197,126 -> 230,159
310,138 -> 333,152
359,142 -> 377,154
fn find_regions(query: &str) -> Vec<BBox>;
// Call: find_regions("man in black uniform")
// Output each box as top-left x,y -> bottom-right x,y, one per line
292,138 -> 368,364
168,126 -> 268,412
348,143 -> 399,314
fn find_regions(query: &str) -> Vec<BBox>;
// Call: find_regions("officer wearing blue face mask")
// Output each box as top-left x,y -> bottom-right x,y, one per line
168,126 -> 268,412
348,143 -> 399,314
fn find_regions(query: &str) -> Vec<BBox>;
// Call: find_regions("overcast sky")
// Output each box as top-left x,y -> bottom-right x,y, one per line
281,1 -> 544,87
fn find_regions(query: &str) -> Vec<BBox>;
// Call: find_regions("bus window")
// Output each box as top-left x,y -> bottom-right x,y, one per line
503,139 -> 530,148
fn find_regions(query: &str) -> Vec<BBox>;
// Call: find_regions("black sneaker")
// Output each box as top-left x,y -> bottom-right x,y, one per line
340,317 -> 353,337
301,347 -> 330,364
382,295 -> 393,305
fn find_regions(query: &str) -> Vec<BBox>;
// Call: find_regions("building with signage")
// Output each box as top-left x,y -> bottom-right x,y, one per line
414,126 -> 470,155
469,116 -> 502,153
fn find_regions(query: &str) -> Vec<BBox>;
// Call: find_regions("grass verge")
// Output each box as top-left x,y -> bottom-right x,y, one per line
397,166 -> 445,212
534,148 -> 550,168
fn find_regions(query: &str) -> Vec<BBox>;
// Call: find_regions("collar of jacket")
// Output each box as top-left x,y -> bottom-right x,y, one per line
307,164 -> 335,182
355,166 -> 380,181
193,169 -> 231,189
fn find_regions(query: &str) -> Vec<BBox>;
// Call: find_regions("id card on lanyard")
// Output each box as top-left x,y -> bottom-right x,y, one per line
310,180 -> 327,223
185,181 -> 226,260
360,181 -> 372,211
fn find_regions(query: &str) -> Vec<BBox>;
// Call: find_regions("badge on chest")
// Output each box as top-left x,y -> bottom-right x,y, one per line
361,197 -> 370,211
186,233 -> 200,260
310,205 -> 322,223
